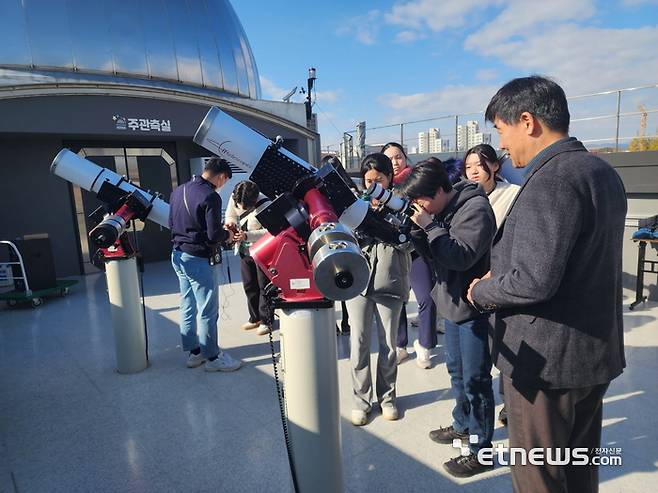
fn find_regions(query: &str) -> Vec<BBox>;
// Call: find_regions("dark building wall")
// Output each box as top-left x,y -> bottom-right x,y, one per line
601,150 -> 658,194
175,139 -> 208,183
0,136 -> 80,277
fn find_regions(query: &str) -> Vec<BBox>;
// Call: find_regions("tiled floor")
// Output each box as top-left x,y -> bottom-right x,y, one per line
1,257 -> 656,492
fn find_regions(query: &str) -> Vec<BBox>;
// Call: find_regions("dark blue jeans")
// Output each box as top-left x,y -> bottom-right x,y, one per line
397,256 -> 437,349
444,316 -> 494,453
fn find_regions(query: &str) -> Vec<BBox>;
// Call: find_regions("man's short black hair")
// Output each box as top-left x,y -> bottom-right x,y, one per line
485,75 -> 570,134
204,157 -> 233,179
399,158 -> 452,200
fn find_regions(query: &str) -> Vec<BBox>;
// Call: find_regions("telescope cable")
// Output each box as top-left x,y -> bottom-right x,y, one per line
267,299 -> 299,493
225,249 -> 232,284
219,250 -> 236,323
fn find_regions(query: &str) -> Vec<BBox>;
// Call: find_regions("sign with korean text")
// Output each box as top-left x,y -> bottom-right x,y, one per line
113,115 -> 171,133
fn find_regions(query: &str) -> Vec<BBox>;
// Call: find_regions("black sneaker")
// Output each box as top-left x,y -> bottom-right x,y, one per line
498,406 -> 508,426
429,425 -> 469,444
340,323 -> 351,334
443,453 -> 494,478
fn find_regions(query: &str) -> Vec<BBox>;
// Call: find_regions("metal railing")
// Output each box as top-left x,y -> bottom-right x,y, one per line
332,83 -> 658,169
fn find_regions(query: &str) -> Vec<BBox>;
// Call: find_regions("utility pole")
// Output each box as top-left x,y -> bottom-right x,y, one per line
305,67 -> 317,127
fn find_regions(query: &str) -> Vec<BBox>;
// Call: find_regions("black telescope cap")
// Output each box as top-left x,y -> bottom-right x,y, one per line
334,271 -> 354,289
89,224 -> 118,248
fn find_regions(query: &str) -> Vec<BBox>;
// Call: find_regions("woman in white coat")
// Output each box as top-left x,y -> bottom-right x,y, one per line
463,143 -> 520,425
225,181 -> 272,336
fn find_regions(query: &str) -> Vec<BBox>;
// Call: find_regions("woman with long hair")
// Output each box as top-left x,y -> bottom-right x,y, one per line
463,144 -> 520,229
348,153 -> 411,425
381,142 -> 438,369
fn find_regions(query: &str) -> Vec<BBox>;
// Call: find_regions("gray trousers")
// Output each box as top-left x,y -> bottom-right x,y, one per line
347,294 -> 402,411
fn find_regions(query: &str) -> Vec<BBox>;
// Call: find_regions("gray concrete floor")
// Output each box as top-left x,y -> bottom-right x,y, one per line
1,256 -> 656,492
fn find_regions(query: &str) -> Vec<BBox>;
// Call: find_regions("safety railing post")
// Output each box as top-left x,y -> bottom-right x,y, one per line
615,91 -> 621,152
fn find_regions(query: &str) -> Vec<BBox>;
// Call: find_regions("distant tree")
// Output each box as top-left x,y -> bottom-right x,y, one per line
628,136 -> 658,152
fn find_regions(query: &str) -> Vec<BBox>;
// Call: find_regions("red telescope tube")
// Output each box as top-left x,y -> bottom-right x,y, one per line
303,188 -> 338,230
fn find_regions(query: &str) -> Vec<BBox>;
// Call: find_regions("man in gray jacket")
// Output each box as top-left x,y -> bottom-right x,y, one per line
468,76 -> 627,493
400,162 -> 496,478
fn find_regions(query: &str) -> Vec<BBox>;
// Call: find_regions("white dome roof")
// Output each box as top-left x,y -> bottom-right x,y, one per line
0,0 -> 261,99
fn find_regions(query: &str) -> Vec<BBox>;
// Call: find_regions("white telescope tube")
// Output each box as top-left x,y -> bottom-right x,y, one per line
365,182 -> 410,214
51,149 -> 170,229
338,199 -> 369,231
193,106 -> 314,175
194,106 -> 272,174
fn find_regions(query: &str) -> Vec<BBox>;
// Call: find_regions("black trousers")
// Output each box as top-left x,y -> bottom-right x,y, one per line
239,254 -> 271,325
504,375 -> 609,493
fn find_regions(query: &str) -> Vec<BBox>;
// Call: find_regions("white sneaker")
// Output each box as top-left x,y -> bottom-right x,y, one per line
413,339 -> 432,369
204,351 -> 243,372
241,321 -> 260,330
396,347 -> 409,364
256,324 -> 272,335
382,404 -> 399,421
351,409 -> 369,426
186,352 -> 207,368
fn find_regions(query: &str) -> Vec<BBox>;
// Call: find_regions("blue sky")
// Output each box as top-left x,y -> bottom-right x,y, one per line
232,0 -> 658,151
